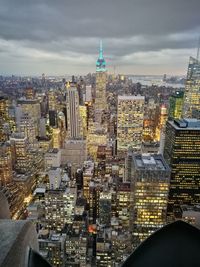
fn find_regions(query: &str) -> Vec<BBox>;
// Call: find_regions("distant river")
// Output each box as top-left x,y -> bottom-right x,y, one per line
129,75 -> 185,89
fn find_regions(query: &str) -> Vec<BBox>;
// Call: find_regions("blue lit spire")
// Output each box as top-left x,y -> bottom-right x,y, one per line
96,40 -> 106,72
99,40 -> 103,59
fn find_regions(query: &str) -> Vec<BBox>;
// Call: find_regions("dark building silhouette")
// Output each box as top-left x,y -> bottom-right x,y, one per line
164,119 -> 200,221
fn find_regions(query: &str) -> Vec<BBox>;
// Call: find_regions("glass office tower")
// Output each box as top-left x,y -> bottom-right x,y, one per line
164,119 -> 200,221
182,57 -> 200,118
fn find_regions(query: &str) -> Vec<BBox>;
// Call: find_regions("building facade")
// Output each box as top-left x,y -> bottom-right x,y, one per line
117,95 -> 145,154
182,57 -> 200,118
130,153 -> 170,248
164,119 -> 200,221
169,91 -> 184,120
66,84 -> 80,139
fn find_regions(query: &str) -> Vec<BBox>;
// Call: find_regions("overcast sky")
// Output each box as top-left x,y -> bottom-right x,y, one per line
0,0 -> 200,76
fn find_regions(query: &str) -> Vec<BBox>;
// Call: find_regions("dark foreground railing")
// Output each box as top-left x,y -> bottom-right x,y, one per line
122,220 -> 200,267
28,249 -> 51,267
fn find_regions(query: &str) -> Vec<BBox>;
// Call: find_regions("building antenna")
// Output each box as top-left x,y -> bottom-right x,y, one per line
196,37 -> 200,61
113,65 -> 116,76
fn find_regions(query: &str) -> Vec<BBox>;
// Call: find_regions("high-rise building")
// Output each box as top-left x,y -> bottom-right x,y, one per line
116,183 -> 131,229
39,117 -> 46,138
164,119 -> 200,220
169,91 -> 184,120
61,139 -> 87,173
155,104 -> 168,142
45,148 -> 61,170
83,161 -> 95,203
89,181 -> 101,224
58,111 -> 66,147
85,85 -> 92,102
52,128 -> 61,149
79,105 -> 87,138
96,237 -> 112,267
143,98 -> 158,142
66,84 -> 80,139
17,99 -> 41,122
87,122 -> 107,159
0,142 -> 13,186
182,57 -> 200,118
45,186 -> 77,232
38,232 -> 66,267
17,99 -> 41,137
65,233 -> 88,267
10,133 -> 30,174
49,110 -> 58,128
99,192 -> 112,226
48,167 -> 62,190
48,90 -> 57,111
18,113 -> 37,146
95,41 -> 107,120
0,96 -> 9,120
0,96 -> 10,142
117,95 -> 145,154
129,153 -> 170,248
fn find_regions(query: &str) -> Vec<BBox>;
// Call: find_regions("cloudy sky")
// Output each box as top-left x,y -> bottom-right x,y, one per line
0,0 -> 200,76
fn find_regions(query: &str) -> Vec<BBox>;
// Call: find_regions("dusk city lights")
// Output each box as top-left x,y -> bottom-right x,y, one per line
0,1 -> 200,267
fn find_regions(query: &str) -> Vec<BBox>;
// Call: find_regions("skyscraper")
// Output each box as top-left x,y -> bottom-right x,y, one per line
49,110 -> 58,128
16,99 -> 41,139
168,91 -> 184,120
99,191 -> 112,226
52,128 -> 61,149
182,57 -> 200,118
0,142 -> 13,186
0,96 -> 10,142
45,186 -> 77,232
18,113 -> 37,146
164,119 -> 200,221
66,83 -> 80,139
117,95 -> 145,154
95,41 -> 107,120
155,104 -> 168,142
10,133 -> 30,174
129,153 -> 170,248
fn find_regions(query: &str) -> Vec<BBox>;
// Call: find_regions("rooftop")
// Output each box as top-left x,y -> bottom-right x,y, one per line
46,148 -> 60,154
133,153 -> 170,171
170,119 -> 200,130
118,95 -> 145,101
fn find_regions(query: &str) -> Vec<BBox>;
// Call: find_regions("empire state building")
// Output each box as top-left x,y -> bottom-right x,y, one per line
95,41 -> 107,120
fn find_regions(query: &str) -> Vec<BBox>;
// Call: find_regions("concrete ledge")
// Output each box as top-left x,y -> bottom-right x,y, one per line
0,220 -> 38,267
0,192 -> 10,219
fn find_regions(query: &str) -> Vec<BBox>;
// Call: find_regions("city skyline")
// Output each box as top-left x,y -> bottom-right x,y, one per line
0,0 -> 200,75
1,1 -> 200,267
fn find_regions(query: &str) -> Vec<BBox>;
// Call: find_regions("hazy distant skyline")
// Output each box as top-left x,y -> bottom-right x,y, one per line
0,0 -> 200,76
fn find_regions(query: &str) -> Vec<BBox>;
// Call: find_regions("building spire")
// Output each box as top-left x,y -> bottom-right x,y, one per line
99,40 -> 103,60
96,40 -> 106,72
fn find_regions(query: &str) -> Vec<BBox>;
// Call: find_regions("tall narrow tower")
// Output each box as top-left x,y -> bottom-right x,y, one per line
66,83 -> 80,139
182,56 -> 200,118
95,41 -> 107,119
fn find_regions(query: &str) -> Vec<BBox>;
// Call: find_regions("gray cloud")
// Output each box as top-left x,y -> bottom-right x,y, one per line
0,0 -> 200,75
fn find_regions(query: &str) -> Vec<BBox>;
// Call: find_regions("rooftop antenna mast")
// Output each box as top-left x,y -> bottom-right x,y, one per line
196,37 -> 200,61
113,65 -> 116,76
99,39 -> 103,59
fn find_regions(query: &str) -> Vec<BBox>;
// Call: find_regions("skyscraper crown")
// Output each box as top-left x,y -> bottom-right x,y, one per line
96,40 -> 106,72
